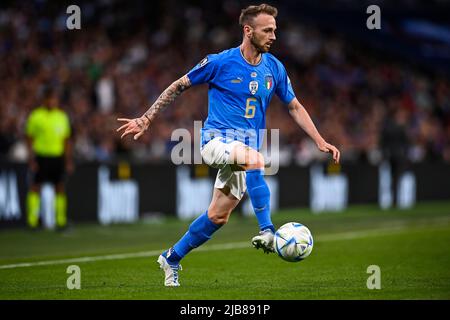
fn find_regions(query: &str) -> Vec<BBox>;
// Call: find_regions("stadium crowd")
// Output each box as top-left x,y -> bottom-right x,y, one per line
1,0 -> 449,165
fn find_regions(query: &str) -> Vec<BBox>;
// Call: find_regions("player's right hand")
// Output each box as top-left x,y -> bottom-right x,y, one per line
116,117 -> 149,140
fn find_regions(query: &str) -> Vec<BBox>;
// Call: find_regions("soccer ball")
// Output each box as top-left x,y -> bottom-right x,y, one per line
273,222 -> 313,262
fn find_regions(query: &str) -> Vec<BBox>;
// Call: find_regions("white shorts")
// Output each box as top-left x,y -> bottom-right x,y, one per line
200,137 -> 248,200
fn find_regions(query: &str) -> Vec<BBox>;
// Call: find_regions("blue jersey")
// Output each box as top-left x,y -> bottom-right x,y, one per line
187,46 -> 296,150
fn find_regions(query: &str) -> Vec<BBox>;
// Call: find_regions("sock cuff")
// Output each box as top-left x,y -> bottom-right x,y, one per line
246,168 -> 264,175
263,225 -> 276,233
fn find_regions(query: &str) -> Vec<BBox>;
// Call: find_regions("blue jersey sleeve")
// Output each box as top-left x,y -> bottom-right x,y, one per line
275,61 -> 296,105
187,54 -> 220,86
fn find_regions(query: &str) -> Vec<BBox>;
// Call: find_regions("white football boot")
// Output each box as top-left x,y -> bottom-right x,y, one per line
251,229 -> 275,254
157,251 -> 182,287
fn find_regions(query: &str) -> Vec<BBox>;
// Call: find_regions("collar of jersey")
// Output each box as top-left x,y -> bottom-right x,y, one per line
238,46 -> 263,67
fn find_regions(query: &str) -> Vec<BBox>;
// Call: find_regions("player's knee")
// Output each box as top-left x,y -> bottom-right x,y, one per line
208,209 -> 231,225
246,152 -> 265,170
210,215 -> 229,225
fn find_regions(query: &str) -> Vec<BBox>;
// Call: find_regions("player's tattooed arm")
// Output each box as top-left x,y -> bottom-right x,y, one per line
117,75 -> 191,140
143,75 -> 192,125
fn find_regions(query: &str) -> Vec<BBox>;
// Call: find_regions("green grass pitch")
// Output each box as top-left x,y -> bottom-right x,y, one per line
0,201 -> 449,299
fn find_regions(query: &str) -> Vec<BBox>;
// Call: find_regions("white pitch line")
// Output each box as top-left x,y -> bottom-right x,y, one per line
0,242 -> 251,270
0,222 -> 447,270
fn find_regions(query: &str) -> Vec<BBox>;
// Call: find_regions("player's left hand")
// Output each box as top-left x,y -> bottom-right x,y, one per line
317,141 -> 340,164
116,117 -> 149,140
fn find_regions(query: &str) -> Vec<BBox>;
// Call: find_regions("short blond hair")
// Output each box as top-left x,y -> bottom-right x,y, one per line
239,3 -> 278,27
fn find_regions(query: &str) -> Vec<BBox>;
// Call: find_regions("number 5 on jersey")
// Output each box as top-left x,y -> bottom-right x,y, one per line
245,98 -> 257,118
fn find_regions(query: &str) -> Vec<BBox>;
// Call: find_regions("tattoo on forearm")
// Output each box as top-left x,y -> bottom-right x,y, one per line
144,75 -> 191,122
134,118 -> 146,130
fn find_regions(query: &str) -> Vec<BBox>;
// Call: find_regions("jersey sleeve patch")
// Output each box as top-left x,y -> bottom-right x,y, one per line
187,54 -> 218,85
199,56 -> 208,67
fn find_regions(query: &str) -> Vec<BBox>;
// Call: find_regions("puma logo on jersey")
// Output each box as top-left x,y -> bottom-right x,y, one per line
231,77 -> 243,83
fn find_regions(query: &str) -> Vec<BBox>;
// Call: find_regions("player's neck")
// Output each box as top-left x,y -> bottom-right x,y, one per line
239,43 -> 261,66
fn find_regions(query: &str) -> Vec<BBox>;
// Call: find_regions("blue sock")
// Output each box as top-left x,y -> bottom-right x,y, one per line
246,169 -> 275,233
167,211 -> 222,264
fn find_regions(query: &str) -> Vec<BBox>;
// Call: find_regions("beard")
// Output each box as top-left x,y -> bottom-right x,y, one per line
250,34 -> 271,53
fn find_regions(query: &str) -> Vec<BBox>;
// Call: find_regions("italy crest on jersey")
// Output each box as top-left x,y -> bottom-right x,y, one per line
264,75 -> 273,90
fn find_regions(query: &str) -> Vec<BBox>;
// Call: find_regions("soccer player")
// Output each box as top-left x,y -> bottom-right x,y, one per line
25,88 -> 73,230
117,4 -> 340,286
